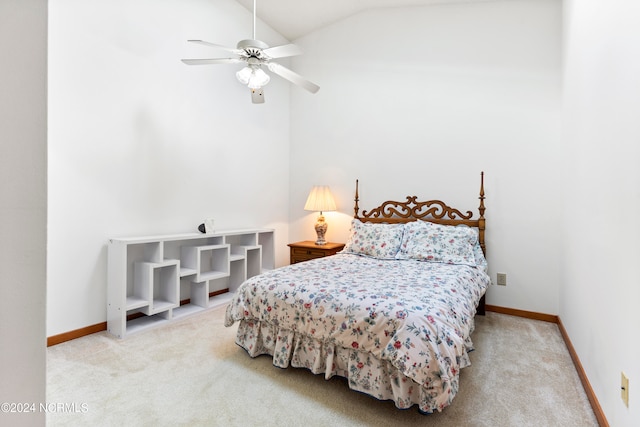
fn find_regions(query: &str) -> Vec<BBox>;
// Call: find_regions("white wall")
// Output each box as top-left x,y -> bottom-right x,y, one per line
289,0 -> 563,314
562,1 -> 640,425
47,0 -> 292,336
0,1 -> 47,425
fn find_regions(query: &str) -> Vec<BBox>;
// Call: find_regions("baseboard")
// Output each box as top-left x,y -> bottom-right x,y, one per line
557,318 -> 609,427
486,304 -> 608,427
47,322 -> 107,347
485,304 -> 558,323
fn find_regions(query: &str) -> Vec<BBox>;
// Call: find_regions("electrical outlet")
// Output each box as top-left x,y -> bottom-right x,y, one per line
496,272 -> 507,286
622,372 -> 629,407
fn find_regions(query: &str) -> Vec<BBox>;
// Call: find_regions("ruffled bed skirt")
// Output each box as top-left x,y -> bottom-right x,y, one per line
234,319 -> 468,413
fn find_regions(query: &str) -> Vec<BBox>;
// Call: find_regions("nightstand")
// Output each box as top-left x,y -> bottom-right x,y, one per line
288,241 -> 345,264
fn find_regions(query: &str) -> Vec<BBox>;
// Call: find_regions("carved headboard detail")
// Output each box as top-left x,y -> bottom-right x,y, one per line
361,197 -> 473,221
353,172 -> 486,255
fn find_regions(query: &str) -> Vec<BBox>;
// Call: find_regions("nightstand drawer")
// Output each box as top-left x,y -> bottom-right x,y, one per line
287,241 -> 346,264
291,255 -> 318,264
292,247 -> 328,258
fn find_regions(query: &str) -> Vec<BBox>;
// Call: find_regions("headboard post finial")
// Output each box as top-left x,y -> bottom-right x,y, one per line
354,179 -> 360,218
478,171 -> 486,255
478,171 -> 485,219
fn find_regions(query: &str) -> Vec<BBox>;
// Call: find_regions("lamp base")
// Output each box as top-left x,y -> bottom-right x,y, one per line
314,214 -> 328,245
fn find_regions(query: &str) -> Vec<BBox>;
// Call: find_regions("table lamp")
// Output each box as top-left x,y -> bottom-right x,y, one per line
304,186 -> 337,245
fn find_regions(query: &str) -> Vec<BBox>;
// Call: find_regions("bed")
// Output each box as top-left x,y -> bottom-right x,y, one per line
224,173 -> 489,413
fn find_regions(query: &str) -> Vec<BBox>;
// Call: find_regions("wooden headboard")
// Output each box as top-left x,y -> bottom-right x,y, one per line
353,172 -> 486,255
353,172 -> 487,315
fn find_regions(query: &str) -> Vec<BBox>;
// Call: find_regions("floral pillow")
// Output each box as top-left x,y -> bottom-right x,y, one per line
340,219 -> 404,259
396,221 -> 479,266
473,240 -> 488,271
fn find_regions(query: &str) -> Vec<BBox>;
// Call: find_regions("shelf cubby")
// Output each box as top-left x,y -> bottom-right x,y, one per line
135,260 -> 179,316
181,244 -> 230,282
246,247 -> 262,279
108,228 -> 275,338
258,232 -> 275,271
126,310 -> 172,335
164,236 -> 223,261
173,279 -> 208,320
225,233 -> 258,249
172,303 -> 205,319
126,241 -> 163,264
229,258 -> 246,292
208,286 -> 233,309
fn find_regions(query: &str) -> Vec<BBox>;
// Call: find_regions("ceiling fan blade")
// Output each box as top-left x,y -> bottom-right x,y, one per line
251,88 -> 265,104
187,39 -> 242,55
263,43 -> 303,59
181,58 -> 243,65
267,63 -> 320,94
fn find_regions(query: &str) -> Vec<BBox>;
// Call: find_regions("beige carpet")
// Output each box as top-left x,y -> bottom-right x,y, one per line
47,306 -> 598,426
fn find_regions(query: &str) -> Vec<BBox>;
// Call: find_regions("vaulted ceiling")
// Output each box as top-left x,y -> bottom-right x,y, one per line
235,0 -> 496,40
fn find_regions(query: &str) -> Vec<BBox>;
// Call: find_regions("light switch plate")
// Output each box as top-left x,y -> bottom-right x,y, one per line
622,372 -> 629,407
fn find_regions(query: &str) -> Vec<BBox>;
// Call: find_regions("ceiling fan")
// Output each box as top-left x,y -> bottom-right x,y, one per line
181,0 -> 319,104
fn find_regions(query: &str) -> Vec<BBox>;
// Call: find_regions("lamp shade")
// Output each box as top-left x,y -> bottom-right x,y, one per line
304,186 -> 336,212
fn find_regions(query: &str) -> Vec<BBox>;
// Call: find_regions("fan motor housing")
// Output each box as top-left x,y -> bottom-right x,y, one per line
237,39 -> 269,50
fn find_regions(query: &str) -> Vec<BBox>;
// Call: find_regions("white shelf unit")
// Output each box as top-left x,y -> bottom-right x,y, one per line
108,228 -> 275,338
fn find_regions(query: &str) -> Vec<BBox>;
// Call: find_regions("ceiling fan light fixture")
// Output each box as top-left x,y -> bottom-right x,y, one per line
248,67 -> 270,89
236,66 -> 270,89
235,66 -> 253,85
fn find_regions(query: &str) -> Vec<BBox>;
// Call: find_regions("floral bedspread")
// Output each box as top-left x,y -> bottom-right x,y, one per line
224,253 -> 490,412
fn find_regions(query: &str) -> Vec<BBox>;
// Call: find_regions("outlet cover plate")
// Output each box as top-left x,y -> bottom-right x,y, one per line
497,273 -> 507,286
